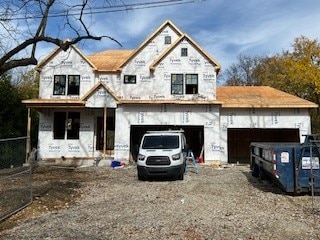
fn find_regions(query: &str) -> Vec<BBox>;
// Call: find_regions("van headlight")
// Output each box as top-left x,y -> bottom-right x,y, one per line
137,154 -> 145,161
172,153 -> 181,161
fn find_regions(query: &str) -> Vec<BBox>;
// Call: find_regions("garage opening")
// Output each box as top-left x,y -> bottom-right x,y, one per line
130,125 -> 204,162
228,128 -> 300,164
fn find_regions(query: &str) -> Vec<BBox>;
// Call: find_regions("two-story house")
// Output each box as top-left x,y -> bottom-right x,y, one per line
23,20 -> 318,166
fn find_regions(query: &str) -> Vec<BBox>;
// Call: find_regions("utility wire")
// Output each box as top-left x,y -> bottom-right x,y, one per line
1,0 -> 203,21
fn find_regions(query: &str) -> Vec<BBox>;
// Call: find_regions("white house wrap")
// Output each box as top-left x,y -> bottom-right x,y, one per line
23,20 -> 318,166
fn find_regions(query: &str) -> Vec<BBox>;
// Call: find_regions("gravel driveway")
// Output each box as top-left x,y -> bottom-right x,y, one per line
0,164 -> 319,240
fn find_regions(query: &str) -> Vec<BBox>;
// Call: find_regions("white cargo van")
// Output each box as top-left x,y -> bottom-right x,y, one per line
137,129 -> 188,180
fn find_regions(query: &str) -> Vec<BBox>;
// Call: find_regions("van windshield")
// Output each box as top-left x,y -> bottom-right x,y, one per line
142,135 -> 179,149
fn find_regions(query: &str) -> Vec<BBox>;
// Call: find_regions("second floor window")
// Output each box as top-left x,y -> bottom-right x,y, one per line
124,75 -> 136,84
68,75 -> 80,95
171,74 -> 198,95
171,74 -> 184,95
54,75 -> 66,95
54,75 -> 80,95
186,74 -> 198,94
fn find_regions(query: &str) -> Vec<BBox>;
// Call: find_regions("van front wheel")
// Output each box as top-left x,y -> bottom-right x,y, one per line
177,173 -> 184,180
138,173 -> 146,181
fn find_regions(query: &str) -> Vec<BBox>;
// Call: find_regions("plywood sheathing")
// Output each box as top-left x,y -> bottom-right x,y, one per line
217,86 -> 318,108
87,50 -> 134,72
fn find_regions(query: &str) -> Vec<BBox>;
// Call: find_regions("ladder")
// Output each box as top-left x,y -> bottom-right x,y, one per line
185,150 -> 199,174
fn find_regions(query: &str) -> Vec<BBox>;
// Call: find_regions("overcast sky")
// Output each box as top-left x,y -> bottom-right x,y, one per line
37,0 -> 320,74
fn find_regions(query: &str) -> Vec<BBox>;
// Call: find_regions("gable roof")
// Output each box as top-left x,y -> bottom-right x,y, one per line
87,50 -> 133,72
118,20 -> 184,70
36,20 -> 221,74
81,82 -> 120,102
216,86 -> 318,108
150,34 -> 221,72
36,45 -> 96,72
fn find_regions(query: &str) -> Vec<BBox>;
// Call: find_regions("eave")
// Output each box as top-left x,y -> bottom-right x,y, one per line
22,99 -> 86,108
118,100 -> 222,105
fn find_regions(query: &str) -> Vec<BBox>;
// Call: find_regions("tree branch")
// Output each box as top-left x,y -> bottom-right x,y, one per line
0,34 -> 121,75
0,0 -> 122,75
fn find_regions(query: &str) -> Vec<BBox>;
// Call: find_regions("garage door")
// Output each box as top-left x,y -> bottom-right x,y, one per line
227,128 -> 299,164
130,125 -> 204,161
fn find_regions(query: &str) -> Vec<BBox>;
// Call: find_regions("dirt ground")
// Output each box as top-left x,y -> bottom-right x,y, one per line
0,164 -> 320,239
0,166 -> 89,231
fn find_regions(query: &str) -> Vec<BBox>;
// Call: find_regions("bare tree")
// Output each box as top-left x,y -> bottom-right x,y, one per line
223,54 -> 262,86
0,0 -> 121,75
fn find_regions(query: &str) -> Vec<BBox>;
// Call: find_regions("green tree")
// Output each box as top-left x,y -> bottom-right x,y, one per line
253,36 -> 320,103
15,70 -> 40,147
0,73 -> 27,138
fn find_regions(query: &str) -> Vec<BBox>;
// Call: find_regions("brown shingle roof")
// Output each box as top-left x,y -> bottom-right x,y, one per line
87,50 -> 134,72
217,86 -> 318,108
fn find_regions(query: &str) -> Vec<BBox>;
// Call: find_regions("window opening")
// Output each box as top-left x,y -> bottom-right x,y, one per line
53,112 -> 66,139
186,74 -> 198,94
165,36 -> 171,44
67,75 -> 80,95
67,112 -> 80,139
53,75 -> 66,95
124,75 -> 136,84
181,48 -> 188,57
171,74 -> 184,95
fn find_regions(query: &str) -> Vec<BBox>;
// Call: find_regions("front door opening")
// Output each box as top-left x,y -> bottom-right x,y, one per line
96,109 -> 115,152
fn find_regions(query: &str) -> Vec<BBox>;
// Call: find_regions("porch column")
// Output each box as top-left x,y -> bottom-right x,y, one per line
26,107 -> 31,163
103,105 -> 107,160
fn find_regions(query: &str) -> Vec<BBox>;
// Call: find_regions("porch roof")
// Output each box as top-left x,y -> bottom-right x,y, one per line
22,99 -> 86,108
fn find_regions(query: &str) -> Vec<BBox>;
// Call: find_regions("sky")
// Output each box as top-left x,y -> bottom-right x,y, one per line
23,0 -> 320,74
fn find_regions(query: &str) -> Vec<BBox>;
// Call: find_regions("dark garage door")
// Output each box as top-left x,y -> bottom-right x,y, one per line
130,125 -> 204,162
228,128 -> 300,164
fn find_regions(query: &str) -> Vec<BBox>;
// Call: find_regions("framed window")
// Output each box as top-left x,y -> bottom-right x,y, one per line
67,112 -> 80,139
53,112 -> 66,139
171,74 -> 184,95
124,75 -> 136,84
186,74 -> 198,94
165,36 -> 171,44
53,75 -> 66,95
181,48 -> 188,57
67,75 -> 80,95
